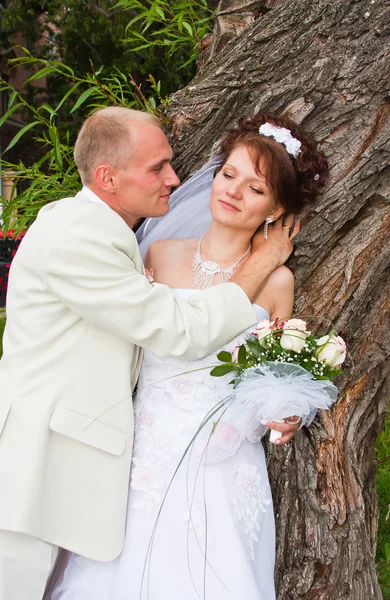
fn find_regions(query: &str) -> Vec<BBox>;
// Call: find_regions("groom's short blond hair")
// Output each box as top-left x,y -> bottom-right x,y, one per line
74,107 -> 162,184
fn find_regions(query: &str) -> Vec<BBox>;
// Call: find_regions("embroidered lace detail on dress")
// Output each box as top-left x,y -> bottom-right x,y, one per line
184,502 -> 210,543
129,352 -> 235,513
233,463 -> 272,561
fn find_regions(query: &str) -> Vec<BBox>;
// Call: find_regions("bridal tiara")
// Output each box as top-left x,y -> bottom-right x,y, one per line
258,123 -> 302,158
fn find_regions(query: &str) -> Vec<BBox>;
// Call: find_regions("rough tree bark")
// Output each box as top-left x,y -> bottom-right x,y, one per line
166,0 -> 390,598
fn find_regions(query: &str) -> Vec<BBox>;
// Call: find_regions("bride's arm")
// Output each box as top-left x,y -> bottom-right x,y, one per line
254,258 -> 301,446
253,265 -> 294,321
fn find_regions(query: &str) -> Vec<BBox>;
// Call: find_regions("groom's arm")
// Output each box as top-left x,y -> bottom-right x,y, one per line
45,204 -> 255,361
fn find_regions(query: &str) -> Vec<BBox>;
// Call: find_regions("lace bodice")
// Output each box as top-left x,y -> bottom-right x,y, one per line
131,290 -> 268,510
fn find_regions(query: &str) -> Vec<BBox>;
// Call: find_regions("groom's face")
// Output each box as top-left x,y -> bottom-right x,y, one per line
113,122 -> 180,225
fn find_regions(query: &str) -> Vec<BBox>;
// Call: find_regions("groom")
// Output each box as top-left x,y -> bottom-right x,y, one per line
0,107 -> 299,600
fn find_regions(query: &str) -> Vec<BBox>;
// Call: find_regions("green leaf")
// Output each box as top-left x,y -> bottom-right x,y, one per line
24,66 -> 55,84
0,103 -> 24,127
155,6 -> 166,20
217,351 -> 232,363
125,12 -> 148,33
70,88 -> 96,114
4,121 -> 40,152
38,104 -> 57,118
385,543 -> 390,563
246,338 -> 262,357
210,365 -> 237,377
238,344 -> 247,365
179,54 -> 197,69
51,131 -> 63,170
182,21 -> 193,36
55,81 -> 82,112
8,89 -> 18,109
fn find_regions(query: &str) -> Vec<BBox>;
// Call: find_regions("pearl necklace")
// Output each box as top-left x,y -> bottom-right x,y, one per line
192,236 -> 251,289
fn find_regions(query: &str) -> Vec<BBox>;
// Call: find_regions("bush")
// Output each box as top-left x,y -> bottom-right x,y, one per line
376,412 -> 390,597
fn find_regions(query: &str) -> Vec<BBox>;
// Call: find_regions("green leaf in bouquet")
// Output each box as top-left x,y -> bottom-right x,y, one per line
210,365 -> 237,377
238,344 -> 247,365
246,337 -> 262,358
217,351 -> 232,363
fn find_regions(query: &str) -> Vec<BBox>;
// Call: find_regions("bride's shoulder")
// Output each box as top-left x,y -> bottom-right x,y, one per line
267,265 -> 294,289
253,265 -> 294,318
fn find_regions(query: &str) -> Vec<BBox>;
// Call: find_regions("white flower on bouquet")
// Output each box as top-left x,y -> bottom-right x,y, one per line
253,319 -> 275,341
316,334 -> 347,367
209,316 -> 347,453
280,318 -> 310,353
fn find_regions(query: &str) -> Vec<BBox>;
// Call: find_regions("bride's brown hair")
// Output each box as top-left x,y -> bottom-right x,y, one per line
220,113 -> 329,214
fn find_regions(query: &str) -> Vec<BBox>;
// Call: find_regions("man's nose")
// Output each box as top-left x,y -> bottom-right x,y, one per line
166,165 -> 180,187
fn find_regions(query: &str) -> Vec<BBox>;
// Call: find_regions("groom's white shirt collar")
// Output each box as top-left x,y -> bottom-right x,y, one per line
82,186 -> 109,207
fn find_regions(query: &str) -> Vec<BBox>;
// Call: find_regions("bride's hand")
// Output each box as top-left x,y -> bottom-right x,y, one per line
251,215 -> 300,267
265,416 -> 302,445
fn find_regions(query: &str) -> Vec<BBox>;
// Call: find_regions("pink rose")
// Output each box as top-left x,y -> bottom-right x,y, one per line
253,319 -> 275,341
231,345 -> 241,363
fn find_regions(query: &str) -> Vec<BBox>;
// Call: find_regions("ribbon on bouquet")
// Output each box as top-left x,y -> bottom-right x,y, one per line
193,361 -> 338,464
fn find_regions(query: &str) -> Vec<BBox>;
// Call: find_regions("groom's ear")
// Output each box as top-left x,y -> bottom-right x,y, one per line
94,164 -> 117,194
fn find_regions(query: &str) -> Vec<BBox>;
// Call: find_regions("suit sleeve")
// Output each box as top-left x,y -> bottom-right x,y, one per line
46,205 -> 257,360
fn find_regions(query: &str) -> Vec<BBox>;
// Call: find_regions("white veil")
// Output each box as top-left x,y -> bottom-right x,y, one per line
136,155 -> 223,259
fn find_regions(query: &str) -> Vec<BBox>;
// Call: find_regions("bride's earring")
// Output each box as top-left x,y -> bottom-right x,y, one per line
264,217 -> 273,240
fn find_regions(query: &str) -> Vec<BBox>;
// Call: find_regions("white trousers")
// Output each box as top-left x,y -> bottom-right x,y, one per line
0,530 -> 59,600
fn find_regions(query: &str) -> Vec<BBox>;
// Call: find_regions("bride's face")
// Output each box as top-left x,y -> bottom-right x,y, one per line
209,145 -> 280,232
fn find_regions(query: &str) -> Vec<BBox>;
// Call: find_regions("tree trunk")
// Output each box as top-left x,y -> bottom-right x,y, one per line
166,0 -> 390,598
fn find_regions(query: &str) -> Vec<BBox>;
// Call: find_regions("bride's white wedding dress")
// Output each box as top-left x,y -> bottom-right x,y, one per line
51,290 -> 276,600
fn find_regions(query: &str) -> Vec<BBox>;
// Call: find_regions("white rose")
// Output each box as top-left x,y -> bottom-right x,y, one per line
253,319 -> 275,342
316,335 -> 347,367
282,318 -> 310,333
280,329 -> 307,353
279,318 -> 310,353
231,345 -> 241,364
285,137 -> 302,157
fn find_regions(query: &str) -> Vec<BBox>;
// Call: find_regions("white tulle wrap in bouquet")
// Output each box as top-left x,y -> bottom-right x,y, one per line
199,318 -> 346,458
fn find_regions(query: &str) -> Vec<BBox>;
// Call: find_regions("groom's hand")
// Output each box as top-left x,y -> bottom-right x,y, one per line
251,214 -> 300,268
230,215 -> 300,303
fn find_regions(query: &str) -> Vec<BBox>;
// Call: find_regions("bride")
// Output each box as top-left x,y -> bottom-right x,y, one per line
49,113 -> 328,599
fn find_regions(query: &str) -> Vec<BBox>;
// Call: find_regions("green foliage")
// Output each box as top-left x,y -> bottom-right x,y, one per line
209,364 -> 238,377
0,0 -> 214,99
211,322 -> 343,384
0,48 -> 179,235
0,0 -> 215,235
216,350 -> 233,363
376,410 -> 390,596
117,0 -> 214,69
0,52 -> 141,233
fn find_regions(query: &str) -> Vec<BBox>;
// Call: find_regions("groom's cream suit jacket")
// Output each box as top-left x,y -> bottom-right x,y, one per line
0,191 -> 256,561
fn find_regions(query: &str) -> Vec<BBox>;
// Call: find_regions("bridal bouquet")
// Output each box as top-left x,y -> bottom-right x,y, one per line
208,318 -> 346,446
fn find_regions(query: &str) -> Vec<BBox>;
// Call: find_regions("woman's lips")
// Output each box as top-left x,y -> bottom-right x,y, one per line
219,200 -> 240,212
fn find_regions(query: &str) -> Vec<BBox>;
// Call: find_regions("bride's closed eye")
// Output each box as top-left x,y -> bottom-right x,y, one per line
250,187 -> 264,195
223,171 -> 234,179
